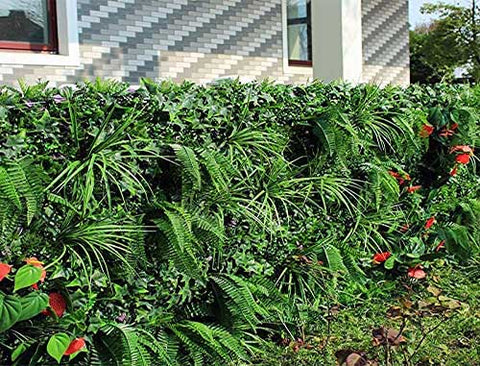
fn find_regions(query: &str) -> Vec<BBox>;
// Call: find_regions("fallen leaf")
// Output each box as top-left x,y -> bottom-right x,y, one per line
336,349 -> 378,366
386,306 -> 402,319
400,299 -> 413,309
372,327 -> 406,347
427,285 -> 442,297
346,353 -> 366,366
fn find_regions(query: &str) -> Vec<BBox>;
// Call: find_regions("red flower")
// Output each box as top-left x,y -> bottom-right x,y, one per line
407,185 -> 422,193
450,165 -> 458,176
425,217 -> 436,230
450,145 -> 473,154
456,153 -> 471,165
388,171 -> 410,185
435,240 -> 446,252
373,252 -> 391,263
419,124 -> 434,138
0,263 -> 12,282
45,293 -> 67,318
388,171 -> 401,179
64,338 -> 86,356
451,123 -> 459,131
408,266 -> 426,279
24,257 -> 43,266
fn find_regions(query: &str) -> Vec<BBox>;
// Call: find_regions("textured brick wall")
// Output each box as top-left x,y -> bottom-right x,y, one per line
0,0 -> 409,86
361,0 -> 410,86
0,0 -> 310,85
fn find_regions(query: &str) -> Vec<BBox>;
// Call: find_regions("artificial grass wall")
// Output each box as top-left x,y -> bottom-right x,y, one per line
0,79 -> 479,365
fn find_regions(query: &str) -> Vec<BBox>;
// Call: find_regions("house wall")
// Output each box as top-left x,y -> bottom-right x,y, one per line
0,0 -> 409,86
362,0 -> 410,85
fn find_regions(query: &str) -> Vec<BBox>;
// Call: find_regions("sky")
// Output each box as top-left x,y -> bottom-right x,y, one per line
409,0 -> 472,27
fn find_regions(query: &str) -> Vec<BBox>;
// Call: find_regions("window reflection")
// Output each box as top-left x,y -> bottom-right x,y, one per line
287,0 -> 312,63
0,0 -> 50,44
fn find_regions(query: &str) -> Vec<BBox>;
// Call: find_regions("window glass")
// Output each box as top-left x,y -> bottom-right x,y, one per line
287,0 -> 307,19
287,0 -> 312,63
288,24 -> 309,61
0,0 -> 53,45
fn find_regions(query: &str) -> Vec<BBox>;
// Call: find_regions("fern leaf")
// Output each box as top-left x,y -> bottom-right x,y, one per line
172,144 -> 202,191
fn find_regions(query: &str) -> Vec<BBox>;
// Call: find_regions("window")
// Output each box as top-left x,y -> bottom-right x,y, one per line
0,0 -> 58,52
287,0 -> 312,66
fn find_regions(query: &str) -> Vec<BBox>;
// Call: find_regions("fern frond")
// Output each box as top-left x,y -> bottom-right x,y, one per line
172,144 -> 202,191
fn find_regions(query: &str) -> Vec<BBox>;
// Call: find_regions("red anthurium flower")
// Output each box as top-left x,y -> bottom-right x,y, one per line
407,185 -> 422,193
45,293 -> 67,318
24,257 -> 44,266
456,153 -> 471,165
435,240 -> 446,252
408,266 -> 426,279
450,145 -> 473,154
0,263 -> 12,282
373,252 -> 391,264
419,124 -> 434,138
64,338 -> 86,356
425,217 -> 436,230
450,165 -> 458,176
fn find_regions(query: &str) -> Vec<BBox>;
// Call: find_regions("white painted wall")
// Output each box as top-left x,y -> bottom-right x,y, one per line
311,0 -> 363,83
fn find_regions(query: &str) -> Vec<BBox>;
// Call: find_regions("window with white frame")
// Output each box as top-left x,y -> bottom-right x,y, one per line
286,0 -> 312,66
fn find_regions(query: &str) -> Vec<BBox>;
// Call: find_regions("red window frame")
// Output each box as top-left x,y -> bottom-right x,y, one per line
288,60 -> 312,67
0,0 -> 58,53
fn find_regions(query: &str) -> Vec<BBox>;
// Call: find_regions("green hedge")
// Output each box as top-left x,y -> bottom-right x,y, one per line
0,79 -> 479,365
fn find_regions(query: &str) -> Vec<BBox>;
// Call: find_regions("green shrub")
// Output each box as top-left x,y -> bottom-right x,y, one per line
0,79 -> 479,365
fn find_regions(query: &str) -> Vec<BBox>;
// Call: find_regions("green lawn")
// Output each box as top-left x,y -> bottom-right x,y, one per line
256,261 -> 480,365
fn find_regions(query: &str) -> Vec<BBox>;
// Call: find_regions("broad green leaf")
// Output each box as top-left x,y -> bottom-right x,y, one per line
14,265 -> 42,292
0,294 -> 22,332
17,292 -> 49,322
47,333 -> 70,364
11,343 -> 27,362
384,255 -> 396,270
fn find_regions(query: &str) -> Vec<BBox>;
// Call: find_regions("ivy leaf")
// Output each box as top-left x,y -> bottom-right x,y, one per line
17,292 -> 49,322
47,333 -> 70,364
14,265 -> 42,292
0,293 -> 22,332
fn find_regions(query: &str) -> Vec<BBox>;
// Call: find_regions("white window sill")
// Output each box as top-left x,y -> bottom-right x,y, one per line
284,64 -> 313,75
0,51 -> 80,66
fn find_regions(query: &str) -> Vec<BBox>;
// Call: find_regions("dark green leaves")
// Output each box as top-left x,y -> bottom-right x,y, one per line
0,291 -> 47,332
0,294 -> 22,333
17,292 -> 49,322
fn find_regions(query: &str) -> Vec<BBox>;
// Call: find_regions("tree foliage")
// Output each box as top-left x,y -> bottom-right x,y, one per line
410,0 -> 480,83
